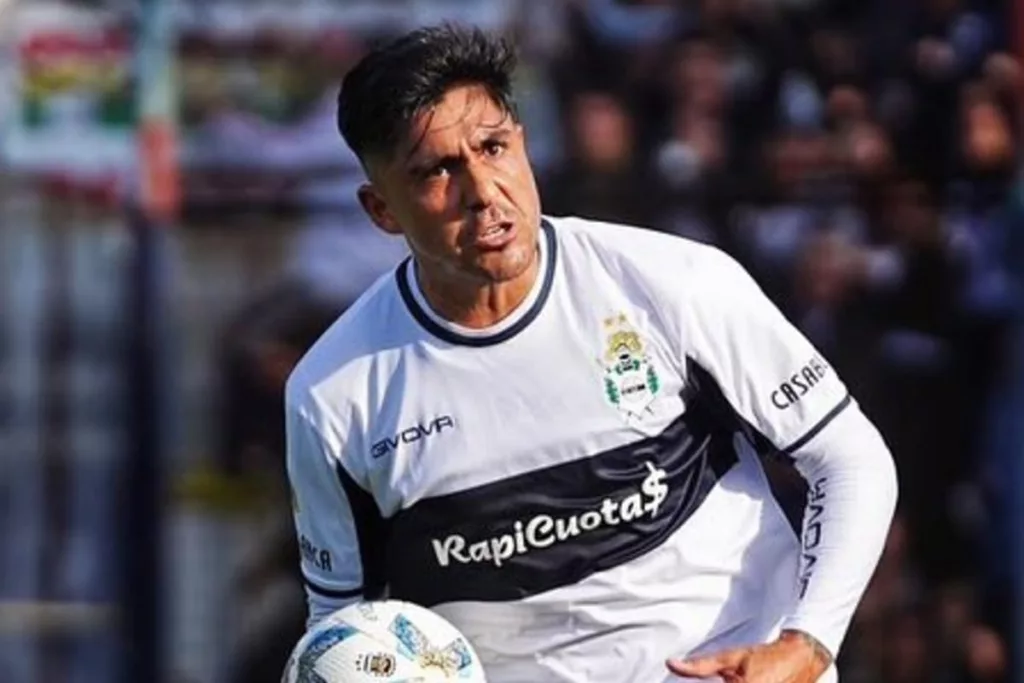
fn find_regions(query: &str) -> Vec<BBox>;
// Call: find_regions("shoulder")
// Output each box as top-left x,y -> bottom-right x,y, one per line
546,213 -> 746,303
285,267 -> 405,434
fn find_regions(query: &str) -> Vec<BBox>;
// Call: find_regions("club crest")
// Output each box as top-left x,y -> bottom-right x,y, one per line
599,314 -> 660,417
356,652 -> 397,677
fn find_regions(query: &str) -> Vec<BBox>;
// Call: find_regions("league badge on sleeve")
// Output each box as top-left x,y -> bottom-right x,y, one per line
600,314 -> 661,418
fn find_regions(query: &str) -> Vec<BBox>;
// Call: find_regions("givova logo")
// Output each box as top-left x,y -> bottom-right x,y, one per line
371,415 -> 455,459
431,462 -> 669,568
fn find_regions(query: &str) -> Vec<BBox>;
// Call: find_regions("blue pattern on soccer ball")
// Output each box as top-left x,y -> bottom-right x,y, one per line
389,614 -> 430,660
447,639 -> 473,670
296,624 -> 359,683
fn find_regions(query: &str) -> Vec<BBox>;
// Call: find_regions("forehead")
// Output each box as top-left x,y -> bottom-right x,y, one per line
405,84 -> 512,153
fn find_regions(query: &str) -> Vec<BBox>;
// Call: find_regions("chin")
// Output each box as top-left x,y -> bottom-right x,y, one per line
475,245 -> 535,283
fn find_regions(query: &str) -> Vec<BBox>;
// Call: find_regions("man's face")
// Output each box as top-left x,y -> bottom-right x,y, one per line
359,84 -> 542,286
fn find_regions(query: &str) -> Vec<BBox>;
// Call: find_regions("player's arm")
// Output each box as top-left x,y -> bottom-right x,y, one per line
285,398 -> 384,627
678,246 -> 898,668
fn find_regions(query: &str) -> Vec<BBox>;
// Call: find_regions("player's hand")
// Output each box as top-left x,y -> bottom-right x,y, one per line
666,630 -> 832,683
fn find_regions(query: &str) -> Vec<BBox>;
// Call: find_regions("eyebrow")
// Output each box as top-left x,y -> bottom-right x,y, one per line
404,125 -> 514,174
406,153 -> 460,177
480,126 -> 513,141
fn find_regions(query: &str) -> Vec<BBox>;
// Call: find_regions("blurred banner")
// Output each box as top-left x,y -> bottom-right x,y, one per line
1,0 -> 514,180
2,2 -> 136,181
137,0 -> 179,219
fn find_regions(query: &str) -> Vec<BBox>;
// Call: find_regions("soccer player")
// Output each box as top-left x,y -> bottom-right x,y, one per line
285,24 -> 898,683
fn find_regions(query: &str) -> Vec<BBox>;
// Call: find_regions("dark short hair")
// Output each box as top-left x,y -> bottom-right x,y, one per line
337,23 -> 519,164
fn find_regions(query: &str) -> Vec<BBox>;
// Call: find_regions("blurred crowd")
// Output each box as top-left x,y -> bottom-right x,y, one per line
12,0 -> 1012,682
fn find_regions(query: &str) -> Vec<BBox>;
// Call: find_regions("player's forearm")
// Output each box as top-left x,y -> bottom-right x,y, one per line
780,404 -> 898,658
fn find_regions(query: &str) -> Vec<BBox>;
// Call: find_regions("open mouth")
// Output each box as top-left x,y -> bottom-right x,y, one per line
474,221 -> 516,249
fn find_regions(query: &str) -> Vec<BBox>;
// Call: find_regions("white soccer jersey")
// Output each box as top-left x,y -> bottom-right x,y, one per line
286,216 -> 896,683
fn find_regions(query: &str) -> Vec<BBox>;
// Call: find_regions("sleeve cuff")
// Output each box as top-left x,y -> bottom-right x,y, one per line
301,570 -> 364,600
781,393 -> 853,455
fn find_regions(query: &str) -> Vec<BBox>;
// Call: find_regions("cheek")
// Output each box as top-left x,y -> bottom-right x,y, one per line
411,181 -> 456,215
498,158 -> 538,202
403,224 -> 462,262
395,183 -> 462,237
402,205 -> 465,255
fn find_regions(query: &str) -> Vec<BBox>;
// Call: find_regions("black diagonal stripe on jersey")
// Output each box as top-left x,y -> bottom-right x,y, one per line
381,384 -> 740,606
336,463 -> 389,600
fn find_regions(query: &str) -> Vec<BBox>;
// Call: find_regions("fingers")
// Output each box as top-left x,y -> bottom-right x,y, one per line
666,648 -> 748,678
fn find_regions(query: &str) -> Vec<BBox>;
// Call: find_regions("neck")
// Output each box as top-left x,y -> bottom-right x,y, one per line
416,252 -> 540,329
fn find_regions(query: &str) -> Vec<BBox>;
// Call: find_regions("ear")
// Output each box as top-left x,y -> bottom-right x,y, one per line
357,183 -> 403,235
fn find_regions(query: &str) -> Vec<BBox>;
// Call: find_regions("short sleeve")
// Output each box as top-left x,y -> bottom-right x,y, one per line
683,247 -> 852,453
286,401 -> 385,619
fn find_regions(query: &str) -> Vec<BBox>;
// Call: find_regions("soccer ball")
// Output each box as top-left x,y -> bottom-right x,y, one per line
281,600 -> 488,683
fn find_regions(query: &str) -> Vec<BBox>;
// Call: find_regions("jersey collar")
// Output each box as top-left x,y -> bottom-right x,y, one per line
396,219 -> 557,347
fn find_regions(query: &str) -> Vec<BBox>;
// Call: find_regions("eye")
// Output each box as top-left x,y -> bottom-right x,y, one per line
482,139 -> 507,158
424,163 -> 449,180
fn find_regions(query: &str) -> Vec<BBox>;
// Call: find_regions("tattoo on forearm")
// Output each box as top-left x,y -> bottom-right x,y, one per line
783,629 -> 834,668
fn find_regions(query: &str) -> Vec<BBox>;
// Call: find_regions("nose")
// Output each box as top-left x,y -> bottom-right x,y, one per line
460,161 -> 498,212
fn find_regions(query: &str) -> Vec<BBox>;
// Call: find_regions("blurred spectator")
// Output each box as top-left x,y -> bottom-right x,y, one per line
543,89 -> 666,227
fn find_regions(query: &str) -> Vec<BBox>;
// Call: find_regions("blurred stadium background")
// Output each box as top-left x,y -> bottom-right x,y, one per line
0,0 -> 1021,682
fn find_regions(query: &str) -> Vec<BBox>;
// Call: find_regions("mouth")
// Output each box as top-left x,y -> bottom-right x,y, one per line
473,220 -> 516,250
